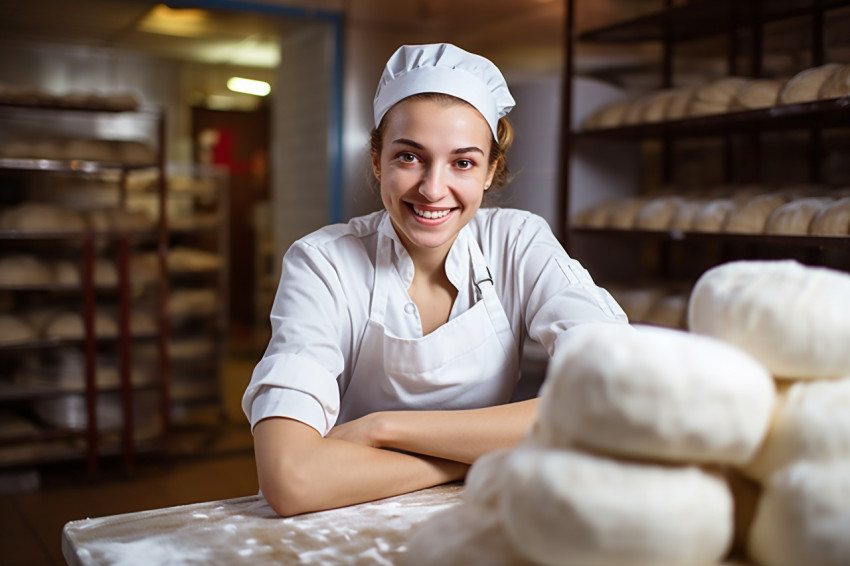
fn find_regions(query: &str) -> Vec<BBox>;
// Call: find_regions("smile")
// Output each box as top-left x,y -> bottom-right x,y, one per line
411,205 -> 453,220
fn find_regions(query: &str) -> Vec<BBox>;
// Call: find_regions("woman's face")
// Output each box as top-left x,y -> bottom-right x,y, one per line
373,97 -> 496,260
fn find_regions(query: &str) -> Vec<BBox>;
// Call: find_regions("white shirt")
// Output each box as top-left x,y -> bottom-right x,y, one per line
243,208 -> 627,436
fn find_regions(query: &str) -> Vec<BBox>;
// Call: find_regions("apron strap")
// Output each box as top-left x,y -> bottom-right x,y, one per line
467,237 -> 515,343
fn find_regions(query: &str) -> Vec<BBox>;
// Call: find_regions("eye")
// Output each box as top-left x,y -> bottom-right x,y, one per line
398,152 -> 418,163
455,158 -> 474,170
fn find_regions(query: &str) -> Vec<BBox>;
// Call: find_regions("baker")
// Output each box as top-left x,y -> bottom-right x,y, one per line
243,42 -> 627,517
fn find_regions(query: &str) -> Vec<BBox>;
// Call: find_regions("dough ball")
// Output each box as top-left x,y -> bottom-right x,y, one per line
688,77 -> 749,116
622,94 -> 654,126
634,196 -> 685,230
642,293 -> 688,329
693,199 -> 736,232
583,101 -> 628,130
764,197 -> 833,234
669,199 -> 705,231
723,193 -> 790,233
810,196 -> 850,235
778,63 -> 842,104
404,503 -> 533,566
572,200 -> 617,228
640,90 -> 677,123
818,63 -> 850,99
43,310 -> 118,339
605,197 -> 648,229
539,324 -> 775,465
732,79 -> 784,109
743,377 -> 850,482
0,314 -> 38,345
463,449 -> 511,508
665,86 -> 698,120
749,460 -> 850,566
499,447 -> 733,566
688,260 -> 850,379
0,255 -> 53,286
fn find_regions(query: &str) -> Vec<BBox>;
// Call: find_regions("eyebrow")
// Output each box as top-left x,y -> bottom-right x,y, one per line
390,138 -> 485,155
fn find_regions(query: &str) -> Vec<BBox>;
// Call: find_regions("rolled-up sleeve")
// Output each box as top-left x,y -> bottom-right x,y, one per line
512,215 -> 628,356
242,240 -> 349,437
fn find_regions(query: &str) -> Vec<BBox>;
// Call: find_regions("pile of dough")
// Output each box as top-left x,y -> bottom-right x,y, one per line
723,193 -> 790,233
749,460 -> 850,566
634,196 -> 685,230
0,255 -> 53,286
742,378 -> 850,482
692,199 -> 736,232
731,79 -> 784,110
764,197 -> 833,234
688,260 -> 850,379
817,63 -> 850,100
42,310 -> 119,340
53,258 -> 118,287
498,447 -> 733,566
604,198 -> 648,230
168,247 -> 222,273
538,324 -> 775,465
688,78 -> 749,116
168,289 -> 219,318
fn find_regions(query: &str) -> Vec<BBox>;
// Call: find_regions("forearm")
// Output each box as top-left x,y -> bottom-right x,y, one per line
254,418 -> 467,517
373,398 -> 539,464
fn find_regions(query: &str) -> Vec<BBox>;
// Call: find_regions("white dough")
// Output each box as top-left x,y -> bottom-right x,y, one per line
692,199 -> 736,232
743,377 -> 850,482
732,78 -> 784,109
538,324 -> 775,464
634,196 -> 685,230
605,197 -> 648,229
778,63 -> 842,104
499,447 -> 734,566
818,63 -> 850,100
669,199 -> 705,231
688,260 -> 850,379
764,197 -> 833,234
463,449 -> 511,509
749,460 -> 850,566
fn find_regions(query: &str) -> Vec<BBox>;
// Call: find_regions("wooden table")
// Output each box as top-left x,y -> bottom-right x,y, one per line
62,484 -> 464,565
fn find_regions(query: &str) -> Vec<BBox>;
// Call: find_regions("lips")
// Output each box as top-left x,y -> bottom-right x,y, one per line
412,205 -> 452,219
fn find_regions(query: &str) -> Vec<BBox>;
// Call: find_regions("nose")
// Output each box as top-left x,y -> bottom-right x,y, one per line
418,165 -> 448,202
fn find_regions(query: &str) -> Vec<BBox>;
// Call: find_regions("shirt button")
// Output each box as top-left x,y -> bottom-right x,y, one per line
404,302 -> 417,315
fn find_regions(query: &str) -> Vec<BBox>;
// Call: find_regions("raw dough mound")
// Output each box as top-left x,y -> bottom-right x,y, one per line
723,193 -> 789,233
818,63 -> 850,100
538,324 -> 775,464
692,199 -> 736,232
743,377 -> 850,482
732,78 -> 784,109
634,196 -> 685,230
749,460 -> 850,566
463,448 -> 511,509
0,255 -> 53,286
0,314 -> 38,345
778,63 -> 842,104
688,260 -> 850,379
404,503 -> 533,566
764,197 -> 833,234
688,77 -> 749,116
605,197 -> 648,229
809,196 -> 850,235
640,89 -> 677,123
669,199 -> 705,231
582,101 -> 628,130
499,447 -> 733,566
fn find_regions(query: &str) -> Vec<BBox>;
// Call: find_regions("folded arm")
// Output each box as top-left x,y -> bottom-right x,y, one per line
253,417 -> 468,517
327,398 -> 539,464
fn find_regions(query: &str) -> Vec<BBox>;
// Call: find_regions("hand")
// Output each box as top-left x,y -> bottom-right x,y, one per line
326,412 -> 390,448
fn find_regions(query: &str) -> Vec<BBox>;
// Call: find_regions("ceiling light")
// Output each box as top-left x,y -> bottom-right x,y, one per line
226,77 -> 271,97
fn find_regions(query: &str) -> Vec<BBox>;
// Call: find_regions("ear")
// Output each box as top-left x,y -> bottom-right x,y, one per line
484,161 -> 497,190
371,150 -> 381,181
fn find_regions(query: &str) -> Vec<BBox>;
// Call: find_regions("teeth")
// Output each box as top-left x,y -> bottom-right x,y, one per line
413,206 -> 451,219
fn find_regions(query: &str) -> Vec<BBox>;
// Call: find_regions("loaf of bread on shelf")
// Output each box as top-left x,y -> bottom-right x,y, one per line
41,310 -> 119,340
582,100 -> 628,130
64,139 -> 116,162
687,77 -> 749,116
0,202 -> 87,233
167,247 -> 222,272
538,323 -> 775,464
731,78 -> 784,110
778,63 -> 843,104
692,198 -> 736,232
723,193 -> 790,233
0,255 -> 53,286
749,459 -> 850,566
809,196 -> 850,235
634,196 -> 685,230
818,63 -> 850,99
664,85 -> 698,120
168,289 -> 219,318
688,260 -> 850,380
571,199 -> 617,228
498,447 -> 734,566
605,197 -> 648,229
668,198 -> 704,231
764,197 -> 833,234
640,89 -> 677,123
0,314 -> 38,345
86,207 -> 155,233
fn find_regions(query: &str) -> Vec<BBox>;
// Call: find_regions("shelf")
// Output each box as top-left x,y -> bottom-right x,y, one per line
0,157 -> 156,173
0,333 -> 161,354
579,0 -> 850,44
0,229 -> 159,241
571,227 -> 850,249
575,96 -> 850,140
0,382 -> 159,403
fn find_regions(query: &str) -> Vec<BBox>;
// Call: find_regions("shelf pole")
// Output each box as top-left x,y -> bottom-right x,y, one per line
82,235 -> 99,474
558,0 -> 576,249
156,109 -> 172,451
118,234 -> 135,472
662,0 -> 674,185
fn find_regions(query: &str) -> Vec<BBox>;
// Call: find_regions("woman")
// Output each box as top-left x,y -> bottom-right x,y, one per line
244,43 -> 626,517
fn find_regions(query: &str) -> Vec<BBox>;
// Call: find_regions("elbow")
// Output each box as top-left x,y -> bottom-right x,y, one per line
259,458 -> 317,518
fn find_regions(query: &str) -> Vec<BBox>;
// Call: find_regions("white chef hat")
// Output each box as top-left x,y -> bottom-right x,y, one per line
373,43 -> 515,140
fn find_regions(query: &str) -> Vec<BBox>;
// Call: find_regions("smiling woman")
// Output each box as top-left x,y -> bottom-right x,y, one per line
243,42 -> 627,517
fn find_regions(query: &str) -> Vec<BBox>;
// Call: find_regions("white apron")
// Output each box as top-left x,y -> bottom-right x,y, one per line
337,230 -> 521,425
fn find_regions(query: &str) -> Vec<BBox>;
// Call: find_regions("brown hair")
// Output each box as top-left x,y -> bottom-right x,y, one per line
369,92 -> 514,190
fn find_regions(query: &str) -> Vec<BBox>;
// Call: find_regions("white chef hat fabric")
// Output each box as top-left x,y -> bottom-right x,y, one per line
373,43 -> 515,139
